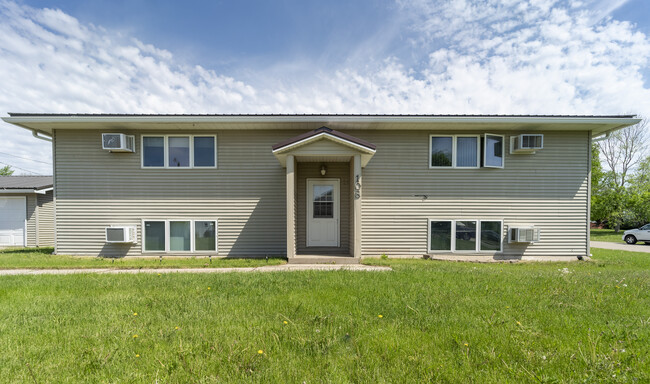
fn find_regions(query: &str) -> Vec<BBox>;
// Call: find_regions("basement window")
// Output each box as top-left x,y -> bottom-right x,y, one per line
429,219 -> 503,253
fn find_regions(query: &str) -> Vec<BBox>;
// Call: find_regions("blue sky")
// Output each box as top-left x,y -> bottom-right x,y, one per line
1,0 -> 650,174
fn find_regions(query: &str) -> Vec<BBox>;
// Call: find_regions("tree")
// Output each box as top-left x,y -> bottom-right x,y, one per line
591,143 -> 604,194
0,165 -> 13,176
593,118 -> 649,231
597,118 -> 648,188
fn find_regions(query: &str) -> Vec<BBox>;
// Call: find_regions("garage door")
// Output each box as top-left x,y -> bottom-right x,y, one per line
0,197 -> 26,246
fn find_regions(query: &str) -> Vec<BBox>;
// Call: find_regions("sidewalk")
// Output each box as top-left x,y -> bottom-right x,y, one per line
0,264 -> 392,275
591,241 -> 650,253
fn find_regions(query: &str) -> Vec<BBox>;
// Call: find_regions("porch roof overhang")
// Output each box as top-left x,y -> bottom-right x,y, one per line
272,126 -> 376,167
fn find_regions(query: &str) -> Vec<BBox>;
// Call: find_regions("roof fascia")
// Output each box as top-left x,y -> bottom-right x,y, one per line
273,132 -> 376,154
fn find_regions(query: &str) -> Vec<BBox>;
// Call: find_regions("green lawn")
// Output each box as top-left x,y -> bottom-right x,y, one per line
591,228 -> 628,243
0,249 -> 648,382
0,247 -> 285,269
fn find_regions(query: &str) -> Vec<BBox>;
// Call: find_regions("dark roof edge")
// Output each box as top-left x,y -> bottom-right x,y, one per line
6,113 -> 638,118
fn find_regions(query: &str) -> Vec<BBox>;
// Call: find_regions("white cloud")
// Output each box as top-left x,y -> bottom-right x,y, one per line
0,0 -> 649,174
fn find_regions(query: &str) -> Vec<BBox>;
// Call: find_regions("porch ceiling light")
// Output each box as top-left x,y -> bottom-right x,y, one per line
320,165 -> 327,176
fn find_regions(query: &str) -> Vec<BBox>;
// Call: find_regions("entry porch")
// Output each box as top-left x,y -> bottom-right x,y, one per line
272,127 -> 376,262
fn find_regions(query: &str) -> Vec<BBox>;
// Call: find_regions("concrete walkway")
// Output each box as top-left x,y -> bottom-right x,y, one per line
591,241 -> 650,253
0,264 -> 392,276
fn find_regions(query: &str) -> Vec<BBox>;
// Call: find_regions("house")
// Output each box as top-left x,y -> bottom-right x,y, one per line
2,114 -> 640,261
0,175 -> 54,247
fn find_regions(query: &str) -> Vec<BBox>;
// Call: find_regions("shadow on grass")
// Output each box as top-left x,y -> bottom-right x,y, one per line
0,247 -> 54,255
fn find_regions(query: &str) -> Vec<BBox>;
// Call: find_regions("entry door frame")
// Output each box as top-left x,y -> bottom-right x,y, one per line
306,178 -> 340,247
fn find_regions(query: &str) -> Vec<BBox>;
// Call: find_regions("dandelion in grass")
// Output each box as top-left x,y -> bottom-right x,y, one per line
283,321 -> 288,325
378,315 -> 383,318
157,273 -> 161,276
208,287 -> 211,290
516,321 -> 521,326
258,350 -> 264,354
133,334 -> 139,339
133,312 -> 137,316
175,326 -> 179,330
135,354 -> 140,358
464,343 -> 469,347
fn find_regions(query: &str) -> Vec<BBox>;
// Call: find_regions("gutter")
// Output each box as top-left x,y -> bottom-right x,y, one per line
592,133 -> 611,142
0,188 -> 40,194
32,130 -> 52,142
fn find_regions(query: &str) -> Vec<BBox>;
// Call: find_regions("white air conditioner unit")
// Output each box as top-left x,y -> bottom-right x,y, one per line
105,226 -> 137,243
508,227 -> 541,243
510,134 -> 543,154
102,133 -> 135,152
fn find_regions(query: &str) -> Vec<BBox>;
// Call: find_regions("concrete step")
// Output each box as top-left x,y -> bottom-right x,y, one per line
288,256 -> 360,265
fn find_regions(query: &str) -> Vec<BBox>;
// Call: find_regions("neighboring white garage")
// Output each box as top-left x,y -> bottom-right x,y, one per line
0,176 -> 54,248
0,196 -> 26,246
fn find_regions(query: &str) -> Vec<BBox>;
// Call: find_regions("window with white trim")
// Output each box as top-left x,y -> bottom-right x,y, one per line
483,134 -> 504,168
430,135 -> 480,168
143,220 -> 217,253
141,135 -> 216,168
429,219 -> 503,252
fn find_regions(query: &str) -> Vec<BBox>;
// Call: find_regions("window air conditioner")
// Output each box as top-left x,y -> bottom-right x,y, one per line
102,133 -> 135,152
510,134 -> 543,154
105,226 -> 137,243
508,227 -> 540,243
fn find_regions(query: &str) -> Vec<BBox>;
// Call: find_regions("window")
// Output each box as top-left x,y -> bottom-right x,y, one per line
429,219 -> 502,253
455,221 -> 477,250
143,137 -> 164,167
194,136 -> 216,167
169,221 -> 191,251
168,137 -> 190,167
480,221 -> 502,251
313,185 -> 334,219
430,136 -> 453,167
430,135 -> 480,168
144,221 -> 165,251
430,221 -> 452,251
484,134 -> 504,168
143,220 -> 218,252
456,137 -> 478,167
141,135 -> 216,168
195,221 -> 216,251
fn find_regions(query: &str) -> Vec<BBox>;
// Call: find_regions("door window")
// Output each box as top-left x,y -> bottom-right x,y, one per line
313,185 -> 334,218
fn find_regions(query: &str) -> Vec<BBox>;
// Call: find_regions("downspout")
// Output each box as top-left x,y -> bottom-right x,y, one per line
32,130 -> 52,142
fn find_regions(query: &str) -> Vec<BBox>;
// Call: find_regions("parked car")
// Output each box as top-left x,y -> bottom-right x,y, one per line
622,224 -> 650,244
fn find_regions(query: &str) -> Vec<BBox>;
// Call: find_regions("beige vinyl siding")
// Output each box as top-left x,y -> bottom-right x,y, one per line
54,129 -> 290,257
295,162 -> 350,255
54,127 -> 589,259
25,194 -> 37,247
37,190 -> 55,246
346,129 -> 589,258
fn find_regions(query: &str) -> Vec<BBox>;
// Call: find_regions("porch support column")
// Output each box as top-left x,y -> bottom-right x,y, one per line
286,155 -> 296,259
353,155 -> 362,258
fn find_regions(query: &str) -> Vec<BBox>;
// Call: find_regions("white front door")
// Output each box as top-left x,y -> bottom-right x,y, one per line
0,196 -> 26,246
307,179 -> 339,247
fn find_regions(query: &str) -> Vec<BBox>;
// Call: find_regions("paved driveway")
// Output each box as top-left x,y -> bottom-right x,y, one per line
591,240 -> 650,253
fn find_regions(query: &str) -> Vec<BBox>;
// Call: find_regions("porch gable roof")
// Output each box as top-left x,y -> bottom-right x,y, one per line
271,127 -> 376,167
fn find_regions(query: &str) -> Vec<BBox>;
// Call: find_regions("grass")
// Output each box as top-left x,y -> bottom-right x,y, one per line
0,247 -> 285,269
591,229 -> 632,243
0,249 -> 648,382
